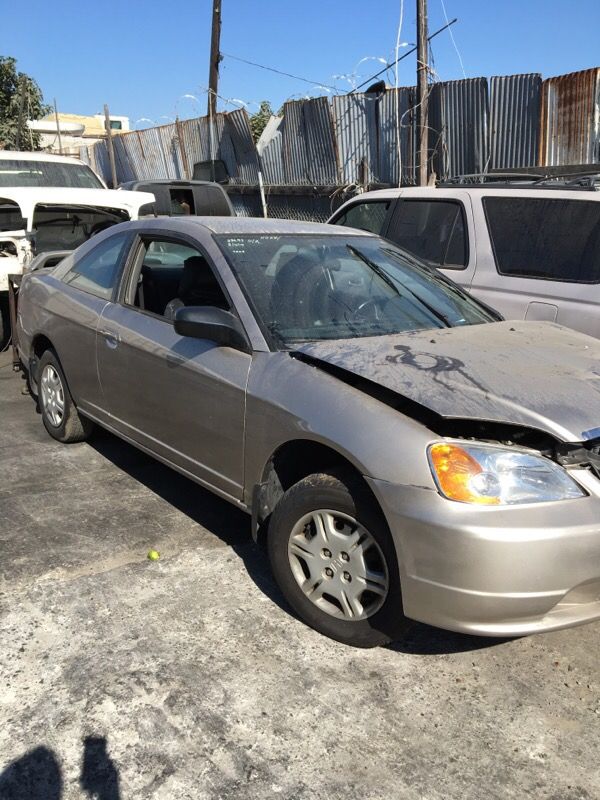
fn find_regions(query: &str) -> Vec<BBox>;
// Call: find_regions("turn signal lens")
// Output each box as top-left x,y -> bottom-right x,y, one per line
429,443 -> 500,505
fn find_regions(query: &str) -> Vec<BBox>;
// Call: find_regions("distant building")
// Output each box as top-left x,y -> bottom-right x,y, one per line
27,113 -> 130,155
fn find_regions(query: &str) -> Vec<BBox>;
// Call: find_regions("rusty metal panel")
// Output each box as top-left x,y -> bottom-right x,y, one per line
219,109 -> 260,185
332,93 -> 378,186
378,87 -> 416,185
429,78 -> 490,179
81,109 -> 258,185
123,127 -> 171,180
257,116 -> 284,185
281,100 -> 309,184
489,74 -> 542,169
302,98 -> 337,184
280,98 -> 337,184
539,68 -> 600,166
178,117 -> 210,169
111,136 -> 137,183
157,123 -> 185,179
89,140 -> 111,184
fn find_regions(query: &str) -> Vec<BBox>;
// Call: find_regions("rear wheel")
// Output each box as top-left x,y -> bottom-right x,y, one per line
38,350 -> 94,443
267,471 -> 411,647
0,295 -> 8,349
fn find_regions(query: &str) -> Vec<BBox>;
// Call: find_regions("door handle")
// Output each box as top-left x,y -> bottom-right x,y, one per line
100,329 -> 120,349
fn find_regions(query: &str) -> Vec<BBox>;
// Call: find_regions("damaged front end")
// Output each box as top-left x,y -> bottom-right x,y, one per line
556,438 -> 600,480
290,349 -> 600,491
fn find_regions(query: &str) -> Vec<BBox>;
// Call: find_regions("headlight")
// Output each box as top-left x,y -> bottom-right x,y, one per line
428,442 -> 586,505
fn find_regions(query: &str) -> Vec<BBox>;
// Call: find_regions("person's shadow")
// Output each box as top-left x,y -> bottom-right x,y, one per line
0,736 -> 121,800
79,737 -> 120,800
0,746 -> 61,799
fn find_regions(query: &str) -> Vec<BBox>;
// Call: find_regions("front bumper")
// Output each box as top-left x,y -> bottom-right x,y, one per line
368,469 -> 600,636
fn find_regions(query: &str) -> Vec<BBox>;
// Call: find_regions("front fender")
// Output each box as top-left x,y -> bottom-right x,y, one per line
244,351 -> 437,505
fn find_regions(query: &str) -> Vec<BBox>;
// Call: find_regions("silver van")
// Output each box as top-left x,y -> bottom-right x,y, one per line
329,186 -> 600,338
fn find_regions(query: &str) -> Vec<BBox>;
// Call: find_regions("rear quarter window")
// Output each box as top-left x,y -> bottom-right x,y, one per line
62,232 -> 130,299
333,201 -> 391,235
483,196 -> 600,283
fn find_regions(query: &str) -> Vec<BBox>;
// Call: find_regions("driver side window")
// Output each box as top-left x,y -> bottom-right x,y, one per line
128,239 -> 229,320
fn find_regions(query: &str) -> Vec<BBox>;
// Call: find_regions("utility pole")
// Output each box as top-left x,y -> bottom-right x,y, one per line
54,98 -> 63,155
103,104 -> 118,188
416,0 -> 429,186
207,0 -> 222,119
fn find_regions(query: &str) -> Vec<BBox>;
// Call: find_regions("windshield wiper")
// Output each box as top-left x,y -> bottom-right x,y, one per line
347,244 -> 451,328
381,246 -> 502,322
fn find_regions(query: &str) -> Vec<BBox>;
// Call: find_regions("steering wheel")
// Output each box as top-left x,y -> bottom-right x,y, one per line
349,296 -> 387,323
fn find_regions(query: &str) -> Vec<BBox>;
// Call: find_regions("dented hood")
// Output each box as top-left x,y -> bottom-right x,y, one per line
295,321 -> 600,443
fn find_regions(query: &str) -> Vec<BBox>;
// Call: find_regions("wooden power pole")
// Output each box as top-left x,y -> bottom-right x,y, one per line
416,0 -> 429,186
103,104 -> 118,189
207,0 -> 222,118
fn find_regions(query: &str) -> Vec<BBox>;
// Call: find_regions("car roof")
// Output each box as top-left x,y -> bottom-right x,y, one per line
143,215 -> 374,236
340,186 -> 600,202
0,150 -> 87,166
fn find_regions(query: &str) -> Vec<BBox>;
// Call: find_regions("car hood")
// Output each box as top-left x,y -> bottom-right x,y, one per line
294,321 -> 600,443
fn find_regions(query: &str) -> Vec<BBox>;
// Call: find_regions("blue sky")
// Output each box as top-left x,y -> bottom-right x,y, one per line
5,0 -> 600,127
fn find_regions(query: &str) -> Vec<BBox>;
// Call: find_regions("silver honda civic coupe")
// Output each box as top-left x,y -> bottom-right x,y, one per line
16,216 -> 600,647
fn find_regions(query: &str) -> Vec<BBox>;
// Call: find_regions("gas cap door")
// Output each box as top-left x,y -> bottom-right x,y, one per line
525,301 -> 558,322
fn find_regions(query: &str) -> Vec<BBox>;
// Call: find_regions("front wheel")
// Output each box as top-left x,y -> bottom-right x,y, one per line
267,472 -> 410,647
38,350 -> 94,443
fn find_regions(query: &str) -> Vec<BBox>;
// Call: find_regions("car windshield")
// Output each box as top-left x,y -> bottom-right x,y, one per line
0,159 -> 103,189
216,234 -> 497,345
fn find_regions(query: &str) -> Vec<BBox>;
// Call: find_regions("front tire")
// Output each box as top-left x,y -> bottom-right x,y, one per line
38,350 -> 94,443
267,471 -> 410,648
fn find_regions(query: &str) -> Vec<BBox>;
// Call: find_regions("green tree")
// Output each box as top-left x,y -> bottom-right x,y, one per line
0,56 -> 50,150
249,100 -> 274,143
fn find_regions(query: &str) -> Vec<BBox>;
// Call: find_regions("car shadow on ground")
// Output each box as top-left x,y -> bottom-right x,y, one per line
89,428 -> 509,658
386,624 -> 512,656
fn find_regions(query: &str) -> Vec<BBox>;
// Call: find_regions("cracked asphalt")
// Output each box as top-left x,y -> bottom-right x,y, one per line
0,349 -> 599,799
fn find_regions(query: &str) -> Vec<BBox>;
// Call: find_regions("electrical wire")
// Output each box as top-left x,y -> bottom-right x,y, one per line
220,52 -> 338,93
440,0 -> 466,78
394,0 -> 405,186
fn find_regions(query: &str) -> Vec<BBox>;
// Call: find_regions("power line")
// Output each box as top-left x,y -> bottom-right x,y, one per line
221,52 -> 338,92
440,0 -> 466,78
349,17 -> 458,94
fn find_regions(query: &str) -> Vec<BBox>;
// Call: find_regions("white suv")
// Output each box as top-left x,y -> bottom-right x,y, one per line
329,185 -> 600,339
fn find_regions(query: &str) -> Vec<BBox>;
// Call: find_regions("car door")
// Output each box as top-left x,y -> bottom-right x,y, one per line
47,229 -> 132,414
381,191 -> 477,290
95,231 -> 250,502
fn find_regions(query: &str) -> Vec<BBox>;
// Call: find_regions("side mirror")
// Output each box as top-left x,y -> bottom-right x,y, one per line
173,306 -> 250,352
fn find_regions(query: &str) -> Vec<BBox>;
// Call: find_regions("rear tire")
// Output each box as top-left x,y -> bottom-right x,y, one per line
267,471 -> 411,648
38,349 -> 94,443
0,295 -> 8,350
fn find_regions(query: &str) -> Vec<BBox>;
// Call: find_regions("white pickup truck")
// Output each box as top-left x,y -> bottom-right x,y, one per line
0,152 -> 153,343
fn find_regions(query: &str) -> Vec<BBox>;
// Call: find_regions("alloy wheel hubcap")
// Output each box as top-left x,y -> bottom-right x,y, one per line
288,509 -> 389,621
40,365 -> 65,427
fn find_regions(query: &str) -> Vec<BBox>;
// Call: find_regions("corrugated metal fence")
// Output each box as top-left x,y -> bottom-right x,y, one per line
81,67 -> 600,219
